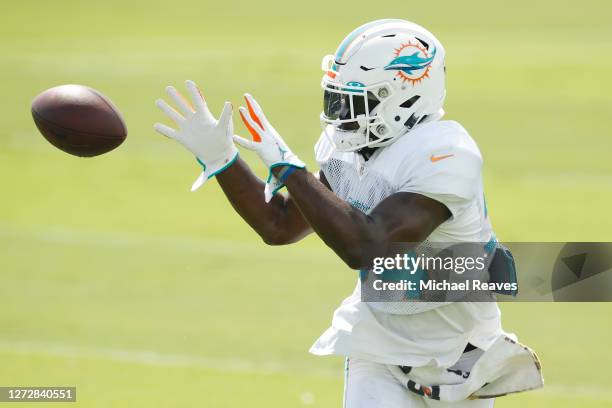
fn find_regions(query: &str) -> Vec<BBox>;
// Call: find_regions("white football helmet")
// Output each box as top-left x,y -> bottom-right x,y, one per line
321,19 -> 446,152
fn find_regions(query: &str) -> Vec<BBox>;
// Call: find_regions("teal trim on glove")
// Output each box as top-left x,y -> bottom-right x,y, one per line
197,151 -> 239,180
266,162 -> 306,183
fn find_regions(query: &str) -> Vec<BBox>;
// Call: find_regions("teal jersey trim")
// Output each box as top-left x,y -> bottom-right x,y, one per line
394,250 -> 426,300
484,233 -> 497,254
359,251 -> 426,299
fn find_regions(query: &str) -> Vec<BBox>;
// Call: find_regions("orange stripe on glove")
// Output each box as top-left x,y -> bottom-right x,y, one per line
240,95 -> 263,142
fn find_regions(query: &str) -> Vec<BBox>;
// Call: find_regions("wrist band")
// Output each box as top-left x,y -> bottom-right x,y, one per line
277,165 -> 298,183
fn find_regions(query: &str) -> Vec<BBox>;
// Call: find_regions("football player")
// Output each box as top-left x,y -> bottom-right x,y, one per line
154,19 -> 542,408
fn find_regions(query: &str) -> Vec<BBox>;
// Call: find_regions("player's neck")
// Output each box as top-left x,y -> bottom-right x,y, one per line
358,146 -> 378,161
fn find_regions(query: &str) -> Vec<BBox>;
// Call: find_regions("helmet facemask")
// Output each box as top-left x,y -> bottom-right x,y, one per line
320,77 -> 395,152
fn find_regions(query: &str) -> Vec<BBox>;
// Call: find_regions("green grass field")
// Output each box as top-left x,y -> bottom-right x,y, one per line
1,0 -> 611,406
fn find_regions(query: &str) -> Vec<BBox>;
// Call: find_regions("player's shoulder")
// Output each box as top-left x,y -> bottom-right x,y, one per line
382,120 -> 482,165
314,132 -> 335,166
314,120 -> 483,180
375,120 -> 483,199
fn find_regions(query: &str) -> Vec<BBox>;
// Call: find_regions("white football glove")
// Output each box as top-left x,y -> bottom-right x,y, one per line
233,94 -> 305,202
154,80 -> 238,191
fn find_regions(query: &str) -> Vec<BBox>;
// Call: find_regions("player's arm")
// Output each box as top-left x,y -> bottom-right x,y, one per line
234,93 -> 450,268
276,168 -> 450,268
153,81 -> 315,245
215,159 -> 318,245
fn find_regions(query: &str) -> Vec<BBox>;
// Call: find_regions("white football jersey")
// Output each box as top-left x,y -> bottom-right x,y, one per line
309,120 -> 503,367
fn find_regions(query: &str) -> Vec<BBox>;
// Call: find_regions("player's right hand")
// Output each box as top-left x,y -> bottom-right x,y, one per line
154,80 -> 238,191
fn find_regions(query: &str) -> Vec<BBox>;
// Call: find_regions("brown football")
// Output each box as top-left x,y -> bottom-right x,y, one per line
31,85 -> 127,157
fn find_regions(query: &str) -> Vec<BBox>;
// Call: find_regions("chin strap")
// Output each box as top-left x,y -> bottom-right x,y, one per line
357,146 -> 379,161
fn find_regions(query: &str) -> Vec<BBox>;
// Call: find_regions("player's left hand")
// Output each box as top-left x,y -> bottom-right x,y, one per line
154,80 -> 238,192
234,94 -> 305,202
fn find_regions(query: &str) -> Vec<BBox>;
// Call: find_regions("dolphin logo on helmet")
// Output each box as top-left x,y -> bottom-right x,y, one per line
384,47 -> 437,76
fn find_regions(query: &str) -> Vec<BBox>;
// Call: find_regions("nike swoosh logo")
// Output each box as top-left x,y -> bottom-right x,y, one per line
430,154 -> 454,162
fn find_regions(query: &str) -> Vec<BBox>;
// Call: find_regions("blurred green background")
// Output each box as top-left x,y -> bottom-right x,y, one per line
1,0 -> 611,407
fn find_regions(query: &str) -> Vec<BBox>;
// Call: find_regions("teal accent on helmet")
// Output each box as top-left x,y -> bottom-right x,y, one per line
342,81 -> 366,94
334,19 -> 405,63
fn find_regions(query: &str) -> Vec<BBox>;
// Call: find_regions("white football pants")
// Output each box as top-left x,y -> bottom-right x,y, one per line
343,357 -> 495,408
